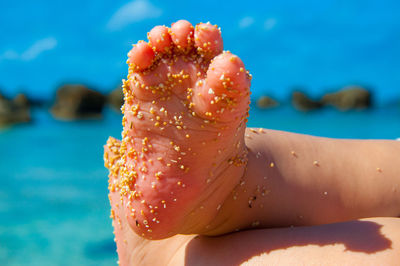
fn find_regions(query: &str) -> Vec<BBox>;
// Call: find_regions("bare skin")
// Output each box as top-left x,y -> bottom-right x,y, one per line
206,129 -> 400,235
106,133 -> 400,265
104,20 -> 400,265
105,135 -> 400,265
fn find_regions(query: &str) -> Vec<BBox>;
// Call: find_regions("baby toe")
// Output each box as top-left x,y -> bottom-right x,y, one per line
170,20 -> 194,50
128,41 -> 155,71
148,25 -> 172,53
195,22 -> 223,58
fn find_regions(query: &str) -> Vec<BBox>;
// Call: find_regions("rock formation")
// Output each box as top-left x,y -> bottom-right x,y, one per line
51,84 -> 106,120
256,95 -> 279,109
291,91 -> 323,111
321,86 -> 372,111
0,92 -> 31,127
107,86 -> 124,112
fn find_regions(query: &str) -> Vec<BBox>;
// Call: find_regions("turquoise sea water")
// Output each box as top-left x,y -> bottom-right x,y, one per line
0,109 -> 122,265
1,106 -> 400,265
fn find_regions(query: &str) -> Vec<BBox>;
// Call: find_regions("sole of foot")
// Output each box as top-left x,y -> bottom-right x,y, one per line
105,20 -> 251,239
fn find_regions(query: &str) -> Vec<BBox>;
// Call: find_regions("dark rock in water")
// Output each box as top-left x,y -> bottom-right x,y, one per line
107,86 -> 124,112
0,92 -> 31,127
51,84 -> 106,120
321,86 -> 372,111
13,93 -> 30,107
256,96 -> 279,109
291,91 -> 323,111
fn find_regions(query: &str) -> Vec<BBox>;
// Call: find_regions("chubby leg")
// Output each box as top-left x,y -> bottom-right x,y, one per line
107,141 -> 400,266
106,134 -> 400,265
206,129 -> 400,235
185,217 -> 400,266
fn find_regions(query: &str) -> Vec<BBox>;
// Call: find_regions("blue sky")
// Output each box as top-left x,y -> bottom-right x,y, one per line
1,0 -> 399,103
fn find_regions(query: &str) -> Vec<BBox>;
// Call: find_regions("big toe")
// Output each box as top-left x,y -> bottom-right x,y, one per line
193,52 -> 251,122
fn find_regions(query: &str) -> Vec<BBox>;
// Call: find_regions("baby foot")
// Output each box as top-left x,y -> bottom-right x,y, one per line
105,20 -> 251,239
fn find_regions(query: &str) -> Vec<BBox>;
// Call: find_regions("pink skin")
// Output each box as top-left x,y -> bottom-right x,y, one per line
170,20 -> 194,49
110,20 -> 251,240
193,53 -> 250,121
194,23 -> 223,57
127,41 -> 155,71
148,26 -> 172,52
105,136 -> 400,266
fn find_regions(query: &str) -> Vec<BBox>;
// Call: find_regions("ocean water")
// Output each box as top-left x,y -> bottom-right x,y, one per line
0,108 -> 122,266
1,105 -> 400,265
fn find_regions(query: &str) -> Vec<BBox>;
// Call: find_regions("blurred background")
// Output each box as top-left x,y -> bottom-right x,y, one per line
1,0 -> 399,265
